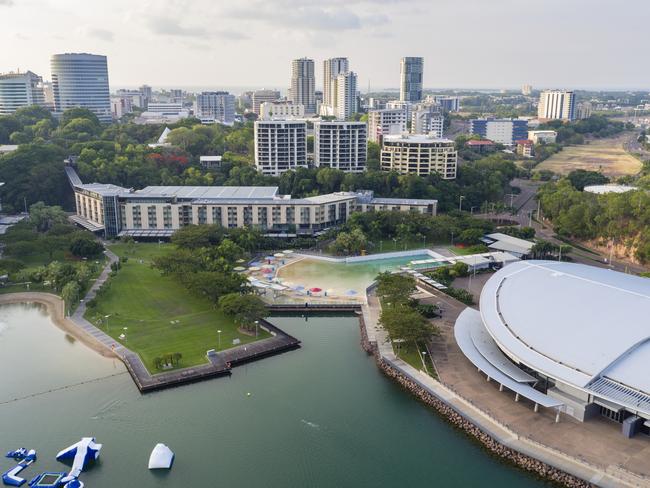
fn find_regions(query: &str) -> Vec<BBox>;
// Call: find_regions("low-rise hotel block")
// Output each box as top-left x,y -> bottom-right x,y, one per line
66,166 -> 436,239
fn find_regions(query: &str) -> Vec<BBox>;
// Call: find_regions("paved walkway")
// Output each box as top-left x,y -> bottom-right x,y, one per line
361,290 -> 649,488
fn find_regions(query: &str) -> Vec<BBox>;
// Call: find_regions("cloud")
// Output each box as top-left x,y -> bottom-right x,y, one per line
147,16 -> 249,40
226,5 -> 362,31
0,0 -> 14,6
148,16 -> 206,37
89,28 -> 114,41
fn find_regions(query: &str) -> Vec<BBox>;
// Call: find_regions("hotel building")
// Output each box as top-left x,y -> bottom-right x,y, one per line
66,166 -> 436,239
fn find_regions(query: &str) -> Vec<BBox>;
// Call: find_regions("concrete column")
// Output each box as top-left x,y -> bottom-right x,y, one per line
515,393 -> 520,402
486,376 -> 490,383
499,384 -> 504,392
555,410 -> 561,423
534,403 -> 539,413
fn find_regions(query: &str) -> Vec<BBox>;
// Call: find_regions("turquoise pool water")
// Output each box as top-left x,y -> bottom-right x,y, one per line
278,254 -> 439,294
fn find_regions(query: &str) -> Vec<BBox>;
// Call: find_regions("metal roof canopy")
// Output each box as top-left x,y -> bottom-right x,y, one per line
480,260 -> 650,417
454,308 -> 564,409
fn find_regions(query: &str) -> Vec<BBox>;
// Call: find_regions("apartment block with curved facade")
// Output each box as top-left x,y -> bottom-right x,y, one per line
51,53 -> 111,123
381,135 -> 457,179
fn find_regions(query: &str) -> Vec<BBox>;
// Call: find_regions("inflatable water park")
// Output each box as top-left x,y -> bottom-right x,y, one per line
2,439 -> 174,487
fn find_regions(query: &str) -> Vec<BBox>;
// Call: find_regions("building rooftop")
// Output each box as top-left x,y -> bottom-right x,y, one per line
466,140 -> 495,146
77,183 -> 130,197
584,184 -> 638,195
480,261 -> 650,415
383,134 -> 454,144
131,186 -> 280,200
482,233 -> 534,255
369,197 -> 436,206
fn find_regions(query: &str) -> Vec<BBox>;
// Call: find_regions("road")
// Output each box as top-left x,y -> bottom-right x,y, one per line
476,178 -> 648,274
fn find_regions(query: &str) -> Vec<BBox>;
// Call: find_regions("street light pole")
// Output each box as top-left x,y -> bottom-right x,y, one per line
459,195 -> 465,212
254,320 -> 259,338
217,329 -> 222,349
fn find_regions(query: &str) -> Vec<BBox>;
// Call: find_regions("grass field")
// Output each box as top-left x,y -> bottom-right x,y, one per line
397,341 -> 437,378
85,243 -> 269,373
536,136 -> 642,177
447,245 -> 489,256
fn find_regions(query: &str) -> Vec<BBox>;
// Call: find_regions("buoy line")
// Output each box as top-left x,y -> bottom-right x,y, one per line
0,371 -> 129,406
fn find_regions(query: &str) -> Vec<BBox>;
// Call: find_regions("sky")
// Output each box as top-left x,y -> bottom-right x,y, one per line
1,0 -> 649,92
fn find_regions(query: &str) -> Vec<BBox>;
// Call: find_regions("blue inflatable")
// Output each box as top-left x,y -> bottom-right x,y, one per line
2,449 -> 36,486
27,472 -> 65,488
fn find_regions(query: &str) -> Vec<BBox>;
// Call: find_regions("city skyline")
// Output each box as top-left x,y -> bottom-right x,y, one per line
1,0 -> 649,91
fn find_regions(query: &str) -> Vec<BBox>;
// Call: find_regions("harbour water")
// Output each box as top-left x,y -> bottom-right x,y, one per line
0,304 -> 550,487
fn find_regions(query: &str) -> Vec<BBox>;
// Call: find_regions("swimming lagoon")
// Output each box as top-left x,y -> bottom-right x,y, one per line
277,251 -> 445,295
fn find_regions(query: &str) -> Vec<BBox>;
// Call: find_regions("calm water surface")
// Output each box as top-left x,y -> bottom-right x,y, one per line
0,304 -> 550,487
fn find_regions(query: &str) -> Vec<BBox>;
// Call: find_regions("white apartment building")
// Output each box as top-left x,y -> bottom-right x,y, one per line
194,91 -> 235,125
368,108 -> 408,144
381,135 -> 457,179
575,101 -> 592,120
111,96 -> 133,119
260,101 -> 305,120
528,130 -> 557,144
426,95 -> 461,113
137,102 -> 189,124
386,100 -> 413,120
538,90 -> 576,121
522,84 -> 533,96
252,89 -> 280,115
254,120 -> 308,176
51,53 -> 111,123
290,58 -> 316,115
0,71 -> 46,115
411,104 -> 444,137
335,72 -> 358,120
115,89 -> 144,108
323,58 -> 349,108
313,121 -> 367,173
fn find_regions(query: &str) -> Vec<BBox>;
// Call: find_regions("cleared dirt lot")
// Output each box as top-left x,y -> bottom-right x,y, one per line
537,134 -> 643,177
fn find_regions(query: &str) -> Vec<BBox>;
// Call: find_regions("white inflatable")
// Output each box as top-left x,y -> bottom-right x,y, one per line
148,444 -> 174,469
56,437 -> 102,484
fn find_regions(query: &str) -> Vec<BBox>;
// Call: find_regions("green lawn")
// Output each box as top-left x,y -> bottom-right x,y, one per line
366,238 -> 447,255
397,341 -> 437,378
86,243 -> 269,373
447,245 -> 489,256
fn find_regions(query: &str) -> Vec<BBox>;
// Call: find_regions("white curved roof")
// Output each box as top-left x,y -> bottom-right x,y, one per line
480,261 -> 650,414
